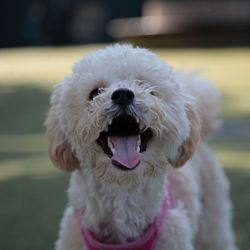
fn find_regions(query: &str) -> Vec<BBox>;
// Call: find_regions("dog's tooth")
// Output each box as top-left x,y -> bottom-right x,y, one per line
104,127 -> 108,132
136,117 -> 139,124
140,123 -> 147,132
108,120 -> 112,125
108,137 -> 115,154
137,135 -> 141,152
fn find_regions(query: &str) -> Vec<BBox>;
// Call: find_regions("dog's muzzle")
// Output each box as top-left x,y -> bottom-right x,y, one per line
97,111 -> 153,171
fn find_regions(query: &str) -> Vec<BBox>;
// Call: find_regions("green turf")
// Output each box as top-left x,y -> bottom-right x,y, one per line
0,45 -> 249,250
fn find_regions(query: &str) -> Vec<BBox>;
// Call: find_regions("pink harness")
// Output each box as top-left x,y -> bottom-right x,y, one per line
75,184 -> 175,250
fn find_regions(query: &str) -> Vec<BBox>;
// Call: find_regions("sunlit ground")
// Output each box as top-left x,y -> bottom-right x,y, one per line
0,45 -> 249,250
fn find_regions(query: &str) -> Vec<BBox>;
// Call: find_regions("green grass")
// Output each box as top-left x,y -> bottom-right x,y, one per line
0,45 -> 249,250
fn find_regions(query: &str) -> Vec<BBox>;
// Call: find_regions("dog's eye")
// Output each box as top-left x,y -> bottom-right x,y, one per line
89,88 -> 103,100
150,91 -> 155,96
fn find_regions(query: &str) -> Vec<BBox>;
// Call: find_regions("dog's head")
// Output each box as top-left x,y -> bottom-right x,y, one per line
46,44 -> 200,183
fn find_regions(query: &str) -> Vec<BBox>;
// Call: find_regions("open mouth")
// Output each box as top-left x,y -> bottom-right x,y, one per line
97,115 -> 153,171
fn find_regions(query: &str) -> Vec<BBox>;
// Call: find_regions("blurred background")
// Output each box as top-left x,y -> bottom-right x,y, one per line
0,0 -> 249,249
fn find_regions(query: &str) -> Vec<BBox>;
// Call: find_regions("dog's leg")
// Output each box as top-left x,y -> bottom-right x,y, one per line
55,207 -> 84,250
194,146 -> 237,250
157,206 -> 194,250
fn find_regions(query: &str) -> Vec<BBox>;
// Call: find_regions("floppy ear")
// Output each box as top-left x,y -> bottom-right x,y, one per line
45,86 -> 79,172
169,105 -> 201,168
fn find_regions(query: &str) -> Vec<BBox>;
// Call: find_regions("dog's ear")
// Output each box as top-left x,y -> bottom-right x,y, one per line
169,105 -> 201,168
45,85 -> 79,172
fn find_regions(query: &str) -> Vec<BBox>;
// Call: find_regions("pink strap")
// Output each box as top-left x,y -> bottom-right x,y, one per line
75,183 -> 175,250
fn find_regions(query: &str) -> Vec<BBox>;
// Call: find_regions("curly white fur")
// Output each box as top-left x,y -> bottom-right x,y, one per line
46,44 -> 237,250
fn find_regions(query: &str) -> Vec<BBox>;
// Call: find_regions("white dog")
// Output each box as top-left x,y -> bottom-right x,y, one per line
46,44 -> 237,250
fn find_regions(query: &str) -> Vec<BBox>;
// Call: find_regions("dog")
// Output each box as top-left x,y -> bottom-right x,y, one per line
46,44 -> 237,250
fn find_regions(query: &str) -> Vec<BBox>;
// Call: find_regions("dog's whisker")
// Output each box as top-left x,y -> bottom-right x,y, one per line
116,175 -> 127,186
132,174 -> 141,185
143,160 -> 158,178
95,164 -> 109,180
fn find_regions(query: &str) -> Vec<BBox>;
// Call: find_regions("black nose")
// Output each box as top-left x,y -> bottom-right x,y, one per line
111,88 -> 135,106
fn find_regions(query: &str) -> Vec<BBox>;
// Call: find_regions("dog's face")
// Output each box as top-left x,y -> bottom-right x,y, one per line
46,45 -> 200,184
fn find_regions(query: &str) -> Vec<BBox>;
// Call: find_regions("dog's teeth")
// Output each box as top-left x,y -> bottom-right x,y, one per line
108,120 -> 112,125
136,117 -> 139,124
108,137 -> 115,154
137,135 -> 141,152
104,127 -> 108,132
140,124 -> 147,132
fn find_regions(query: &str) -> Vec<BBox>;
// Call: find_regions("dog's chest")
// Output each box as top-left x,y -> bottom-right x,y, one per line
70,172 -> 167,244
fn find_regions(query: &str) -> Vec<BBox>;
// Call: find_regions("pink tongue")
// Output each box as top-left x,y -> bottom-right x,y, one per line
111,135 -> 142,169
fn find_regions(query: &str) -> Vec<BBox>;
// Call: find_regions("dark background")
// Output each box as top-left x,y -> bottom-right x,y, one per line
1,0 -> 250,48
0,0 -> 144,47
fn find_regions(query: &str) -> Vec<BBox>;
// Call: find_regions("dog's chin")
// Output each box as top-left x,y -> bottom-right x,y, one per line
96,114 -> 153,171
